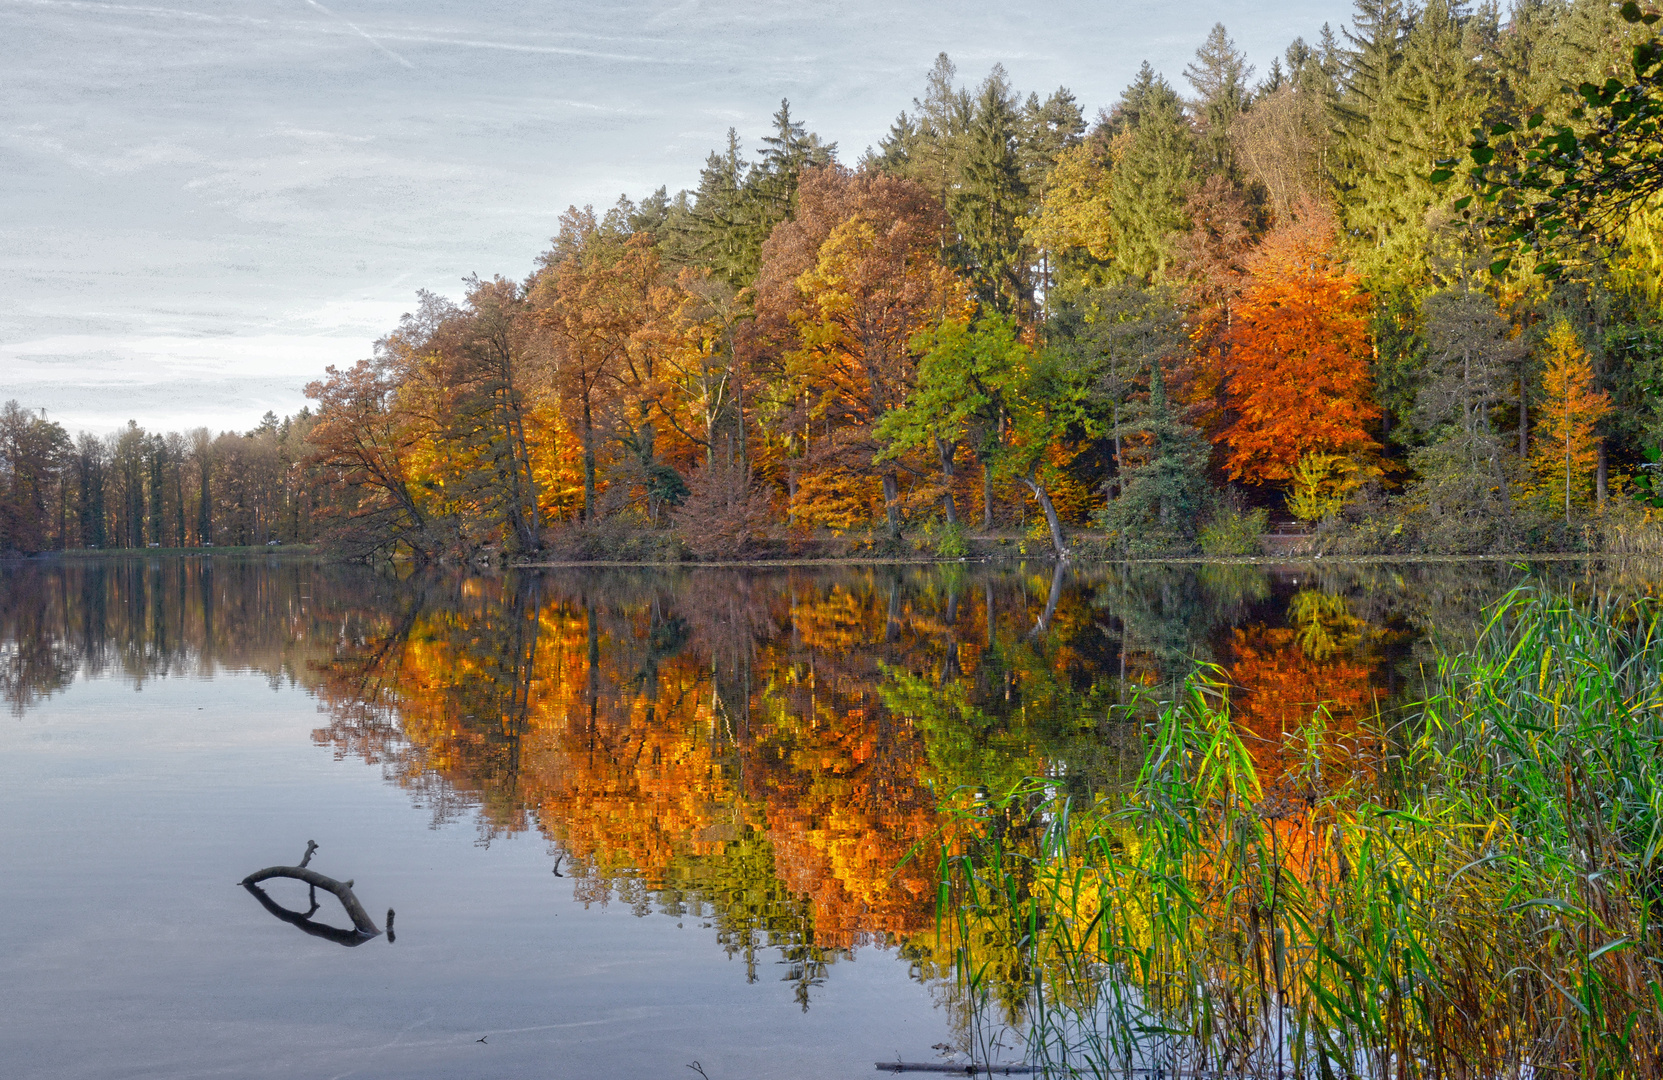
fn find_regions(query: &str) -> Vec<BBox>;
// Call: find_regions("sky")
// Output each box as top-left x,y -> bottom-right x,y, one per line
0,0 -> 1352,436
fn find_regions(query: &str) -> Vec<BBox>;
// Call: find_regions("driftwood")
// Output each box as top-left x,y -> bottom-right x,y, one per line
239,841 -> 386,946
875,1067 -> 1038,1076
876,1067 -> 1275,1078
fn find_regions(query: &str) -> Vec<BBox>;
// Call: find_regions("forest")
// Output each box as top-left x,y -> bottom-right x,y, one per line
6,0 -> 1663,562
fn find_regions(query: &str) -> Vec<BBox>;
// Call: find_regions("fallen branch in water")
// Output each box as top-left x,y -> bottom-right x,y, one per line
240,841 -> 382,946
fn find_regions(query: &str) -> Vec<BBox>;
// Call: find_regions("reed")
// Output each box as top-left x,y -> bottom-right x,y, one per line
939,587 -> 1663,1079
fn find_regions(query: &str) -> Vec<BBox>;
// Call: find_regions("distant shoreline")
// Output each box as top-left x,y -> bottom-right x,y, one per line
10,545 -> 320,561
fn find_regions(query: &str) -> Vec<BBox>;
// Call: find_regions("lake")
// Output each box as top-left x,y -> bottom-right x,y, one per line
0,556 -> 1611,1079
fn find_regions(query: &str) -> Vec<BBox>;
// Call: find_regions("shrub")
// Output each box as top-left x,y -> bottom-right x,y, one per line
672,460 -> 774,560
936,521 -> 968,558
1197,504 -> 1266,556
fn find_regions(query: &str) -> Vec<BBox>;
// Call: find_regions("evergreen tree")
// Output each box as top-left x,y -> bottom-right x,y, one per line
1403,287 -> 1524,547
949,67 -> 1032,315
676,103 -> 834,288
1184,23 -> 1254,177
1099,360 -> 1212,553
1102,69 -> 1196,282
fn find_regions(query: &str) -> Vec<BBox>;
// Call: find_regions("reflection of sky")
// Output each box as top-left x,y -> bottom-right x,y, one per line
0,673 -> 946,1079
0,0 -> 1345,435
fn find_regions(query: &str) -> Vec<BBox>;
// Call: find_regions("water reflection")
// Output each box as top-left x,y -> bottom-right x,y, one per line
0,556 -> 1583,1016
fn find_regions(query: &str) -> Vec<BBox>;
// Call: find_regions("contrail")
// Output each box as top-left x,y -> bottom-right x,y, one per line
305,0 -> 414,69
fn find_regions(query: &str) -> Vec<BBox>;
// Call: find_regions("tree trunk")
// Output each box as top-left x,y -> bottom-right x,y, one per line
1020,470 -> 1068,557
882,470 -> 902,540
935,437 -> 957,525
581,400 -> 597,522
1597,438 -> 1608,506
981,457 -> 994,530
1028,560 -> 1066,638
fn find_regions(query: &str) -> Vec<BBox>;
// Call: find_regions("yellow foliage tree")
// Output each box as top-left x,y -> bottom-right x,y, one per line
1530,320 -> 1612,525
1020,142 -> 1115,265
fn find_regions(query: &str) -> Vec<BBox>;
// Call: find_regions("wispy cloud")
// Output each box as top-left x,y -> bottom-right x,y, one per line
304,0 -> 414,69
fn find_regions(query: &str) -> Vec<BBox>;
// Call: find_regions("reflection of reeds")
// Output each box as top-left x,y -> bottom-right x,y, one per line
942,587 -> 1663,1078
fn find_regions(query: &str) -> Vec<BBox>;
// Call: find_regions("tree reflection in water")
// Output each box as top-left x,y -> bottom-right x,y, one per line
0,556 -> 1571,1025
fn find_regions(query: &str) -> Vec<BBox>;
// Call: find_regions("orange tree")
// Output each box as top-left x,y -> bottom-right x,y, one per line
532,210 -> 679,522
1531,319 -> 1613,523
1215,198 -> 1379,491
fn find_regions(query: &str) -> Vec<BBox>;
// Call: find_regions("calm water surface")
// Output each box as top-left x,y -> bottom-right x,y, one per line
0,557 -> 1610,1078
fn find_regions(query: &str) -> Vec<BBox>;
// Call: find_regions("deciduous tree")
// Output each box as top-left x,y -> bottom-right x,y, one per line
1216,199 -> 1379,488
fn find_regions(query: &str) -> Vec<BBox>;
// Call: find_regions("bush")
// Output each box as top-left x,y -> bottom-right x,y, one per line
544,515 -> 684,562
1197,505 -> 1266,556
936,521 -> 968,559
672,460 -> 774,560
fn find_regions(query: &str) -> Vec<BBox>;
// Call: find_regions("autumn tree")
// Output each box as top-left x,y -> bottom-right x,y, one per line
1020,141 -> 1115,302
753,166 -> 963,538
1233,82 -> 1331,223
1531,319 -> 1613,523
305,337 -> 437,561
534,210 -> 679,523
1217,198 -> 1380,490
420,275 -> 544,551
0,401 -> 71,554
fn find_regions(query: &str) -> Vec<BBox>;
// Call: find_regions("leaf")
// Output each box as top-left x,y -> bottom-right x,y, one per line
1490,121 -> 1516,137
1429,169 -> 1455,185
1489,257 -> 1513,276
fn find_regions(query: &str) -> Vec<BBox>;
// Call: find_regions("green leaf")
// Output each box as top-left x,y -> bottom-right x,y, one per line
1528,112 -> 1545,130
1489,257 -> 1513,276
1621,0 -> 1643,22
1453,195 -> 1473,210
1429,169 -> 1454,184
1490,121 -> 1515,137
1471,146 -> 1496,165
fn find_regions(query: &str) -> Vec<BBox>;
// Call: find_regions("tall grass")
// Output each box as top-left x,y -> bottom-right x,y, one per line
940,587 -> 1663,1078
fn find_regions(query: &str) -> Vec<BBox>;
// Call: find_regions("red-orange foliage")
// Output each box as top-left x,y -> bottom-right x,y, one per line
1216,199 -> 1379,487
1228,622 -> 1374,784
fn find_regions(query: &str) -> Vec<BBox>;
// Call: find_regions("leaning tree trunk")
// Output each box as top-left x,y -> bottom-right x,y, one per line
1020,468 -> 1068,558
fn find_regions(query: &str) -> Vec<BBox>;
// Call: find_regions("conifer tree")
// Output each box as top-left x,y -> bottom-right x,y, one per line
1185,23 -> 1254,177
1099,360 -> 1212,553
950,67 -> 1032,316
1101,68 -> 1196,282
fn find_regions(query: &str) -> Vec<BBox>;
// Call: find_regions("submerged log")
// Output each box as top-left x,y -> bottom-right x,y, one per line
240,841 -> 382,946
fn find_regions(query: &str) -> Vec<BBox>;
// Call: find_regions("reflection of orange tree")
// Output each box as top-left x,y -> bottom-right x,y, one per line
1226,589 -> 1375,784
747,678 -> 940,948
305,570 -> 1159,1005
745,575 -> 945,948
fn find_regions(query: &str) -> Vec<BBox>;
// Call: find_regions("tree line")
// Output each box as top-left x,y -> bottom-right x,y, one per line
7,0 -> 1663,560
0,403 -> 319,552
